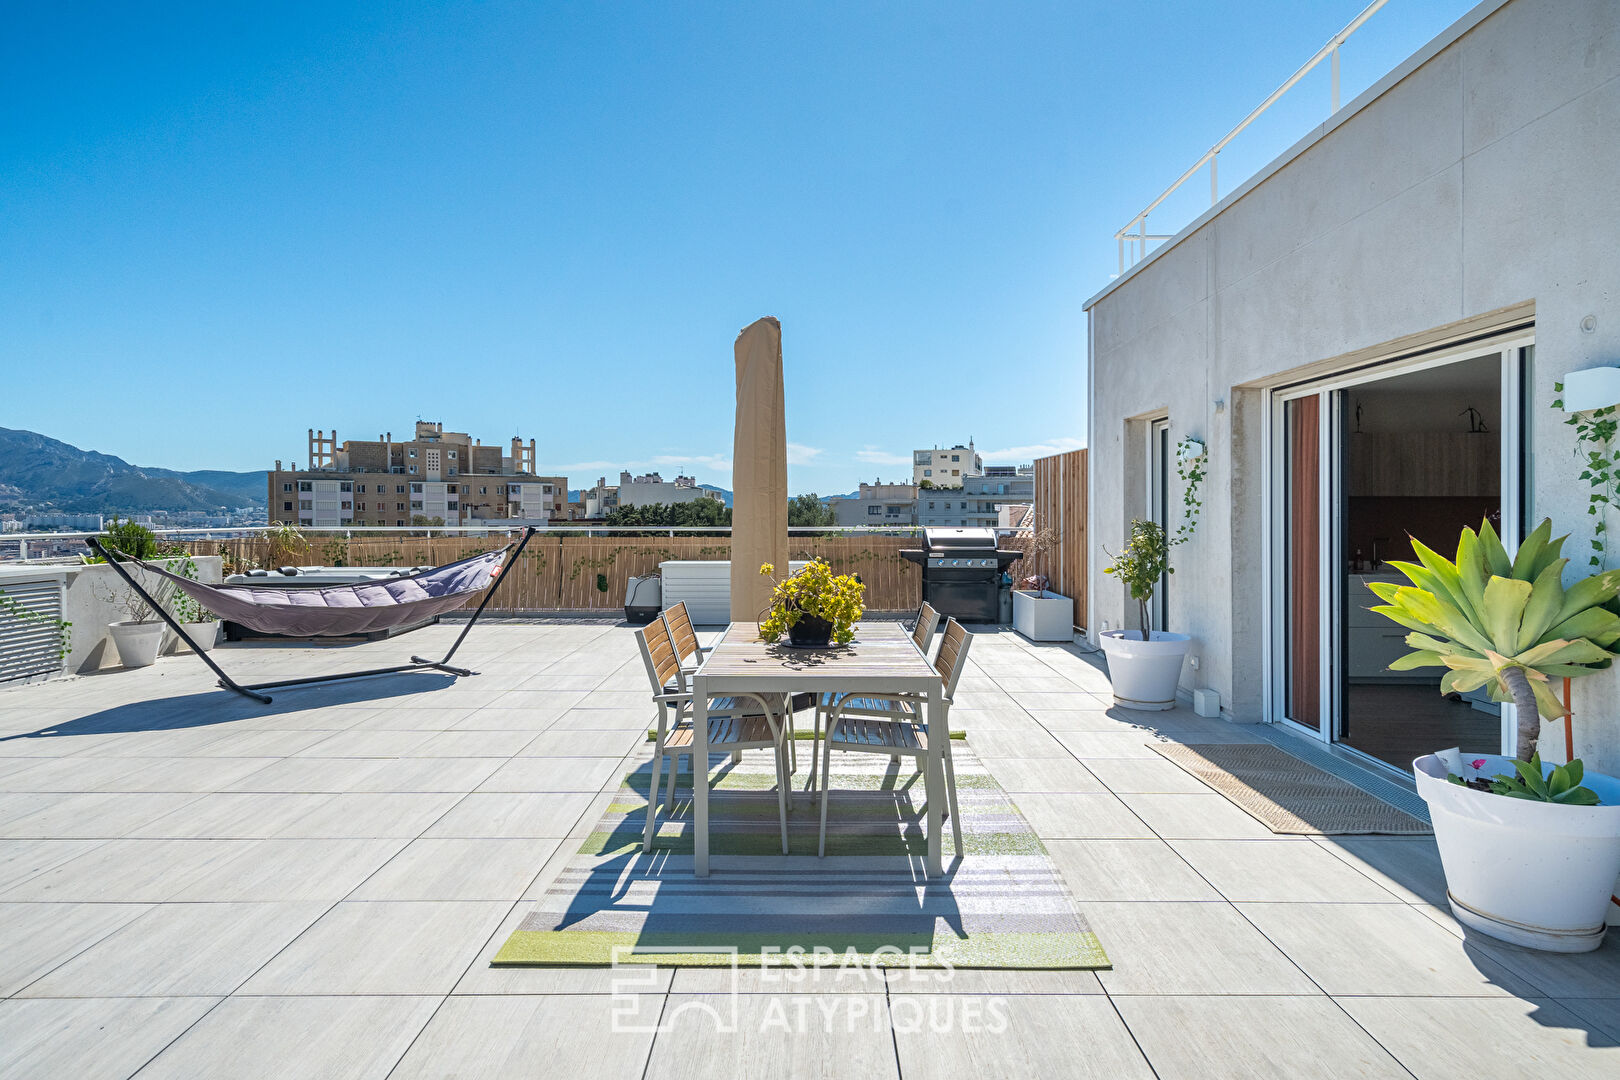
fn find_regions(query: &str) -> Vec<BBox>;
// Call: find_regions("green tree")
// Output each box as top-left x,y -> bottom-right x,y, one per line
605,500 -> 732,528
788,493 -> 838,527
86,516 -> 165,561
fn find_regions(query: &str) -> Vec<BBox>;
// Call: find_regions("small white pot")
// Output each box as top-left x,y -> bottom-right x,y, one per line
108,620 -> 165,669
1415,753 -> 1620,953
1013,589 -> 1072,641
1098,630 -> 1191,710
179,621 -> 219,653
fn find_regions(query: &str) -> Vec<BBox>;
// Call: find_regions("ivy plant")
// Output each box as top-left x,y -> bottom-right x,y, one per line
1173,437 -> 1207,545
1551,381 -> 1620,568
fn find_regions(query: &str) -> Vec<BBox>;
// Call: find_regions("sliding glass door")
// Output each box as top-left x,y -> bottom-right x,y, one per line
1268,337 -> 1531,765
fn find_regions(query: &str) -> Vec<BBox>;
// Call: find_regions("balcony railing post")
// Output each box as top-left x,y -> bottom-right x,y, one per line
1331,43 -> 1341,111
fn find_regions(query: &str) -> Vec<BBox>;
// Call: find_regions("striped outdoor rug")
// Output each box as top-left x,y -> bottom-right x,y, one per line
492,746 -> 1109,968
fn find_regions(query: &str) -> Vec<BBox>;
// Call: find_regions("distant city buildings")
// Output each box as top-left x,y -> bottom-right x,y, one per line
912,440 -> 982,487
827,481 -> 919,527
1,513 -> 105,533
918,465 -> 1033,528
824,464 -> 1032,530
266,421 -> 566,528
582,471 -> 721,519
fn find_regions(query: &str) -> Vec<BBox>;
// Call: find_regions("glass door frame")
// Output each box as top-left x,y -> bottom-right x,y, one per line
1149,417 -> 1172,634
1261,332 -> 1534,756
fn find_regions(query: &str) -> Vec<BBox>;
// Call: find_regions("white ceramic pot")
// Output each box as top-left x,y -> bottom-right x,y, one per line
1098,630 -> 1191,710
108,620 -> 165,669
1414,753 -> 1620,953
179,621 -> 219,652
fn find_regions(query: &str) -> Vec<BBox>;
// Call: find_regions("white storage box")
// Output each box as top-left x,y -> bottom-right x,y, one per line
660,560 -> 808,625
1012,589 -> 1072,642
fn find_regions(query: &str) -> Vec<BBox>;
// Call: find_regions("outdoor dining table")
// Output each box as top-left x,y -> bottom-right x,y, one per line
689,620 -> 947,877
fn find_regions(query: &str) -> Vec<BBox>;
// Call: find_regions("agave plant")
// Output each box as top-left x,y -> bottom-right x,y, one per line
1367,518 -> 1620,760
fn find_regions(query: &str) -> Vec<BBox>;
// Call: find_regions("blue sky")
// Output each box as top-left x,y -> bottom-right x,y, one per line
2,0 -> 1470,495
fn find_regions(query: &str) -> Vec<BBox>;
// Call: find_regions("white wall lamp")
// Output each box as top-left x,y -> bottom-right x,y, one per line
1559,367 -> 1620,414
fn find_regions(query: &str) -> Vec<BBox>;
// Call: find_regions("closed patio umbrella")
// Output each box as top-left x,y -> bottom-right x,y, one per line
730,316 -> 789,622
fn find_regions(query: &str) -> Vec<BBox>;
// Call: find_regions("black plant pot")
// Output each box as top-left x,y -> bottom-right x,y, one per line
787,614 -> 834,648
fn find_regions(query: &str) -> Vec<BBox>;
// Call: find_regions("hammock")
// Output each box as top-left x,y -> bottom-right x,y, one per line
133,547 -> 509,638
88,529 -> 536,703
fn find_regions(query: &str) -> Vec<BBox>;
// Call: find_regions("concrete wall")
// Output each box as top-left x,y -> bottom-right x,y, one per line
1084,0 -> 1620,769
62,557 -> 225,674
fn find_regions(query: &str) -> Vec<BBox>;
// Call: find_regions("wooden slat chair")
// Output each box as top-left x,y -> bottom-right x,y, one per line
911,601 -> 942,658
816,618 -> 972,858
662,600 -> 710,675
806,601 -> 942,784
664,599 -> 802,771
637,618 -> 792,855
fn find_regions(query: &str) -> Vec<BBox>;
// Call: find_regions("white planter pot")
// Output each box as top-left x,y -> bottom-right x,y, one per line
108,620 -> 165,669
1415,753 -> 1620,953
180,621 -> 220,652
1013,589 -> 1072,641
1098,630 -> 1191,710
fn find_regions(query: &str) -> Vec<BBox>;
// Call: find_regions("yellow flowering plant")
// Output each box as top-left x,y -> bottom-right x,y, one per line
757,559 -> 865,645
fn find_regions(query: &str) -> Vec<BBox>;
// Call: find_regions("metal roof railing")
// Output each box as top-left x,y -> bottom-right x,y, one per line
0,523 -> 1034,562
1113,0 -> 1391,275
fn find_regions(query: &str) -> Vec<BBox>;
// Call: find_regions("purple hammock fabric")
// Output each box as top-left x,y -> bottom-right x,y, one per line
124,546 -> 510,637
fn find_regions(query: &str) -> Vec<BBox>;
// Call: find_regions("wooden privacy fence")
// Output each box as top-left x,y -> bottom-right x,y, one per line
180,534 -> 947,612
1025,449 -> 1088,630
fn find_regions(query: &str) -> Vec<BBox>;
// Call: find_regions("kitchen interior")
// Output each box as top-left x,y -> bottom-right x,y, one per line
1342,354 -> 1501,769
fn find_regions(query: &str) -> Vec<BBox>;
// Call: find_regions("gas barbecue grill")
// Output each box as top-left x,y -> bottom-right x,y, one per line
899,527 -> 1024,623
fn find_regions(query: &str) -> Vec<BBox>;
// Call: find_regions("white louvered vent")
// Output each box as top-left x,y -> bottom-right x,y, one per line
0,578 -> 68,684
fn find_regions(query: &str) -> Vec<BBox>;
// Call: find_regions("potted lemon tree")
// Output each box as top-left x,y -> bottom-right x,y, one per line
1370,518 -> 1620,952
1099,519 -> 1192,709
1099,437 -> 1205,710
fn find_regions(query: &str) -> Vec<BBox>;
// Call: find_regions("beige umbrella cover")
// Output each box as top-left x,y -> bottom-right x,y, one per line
730,316 -> 789,622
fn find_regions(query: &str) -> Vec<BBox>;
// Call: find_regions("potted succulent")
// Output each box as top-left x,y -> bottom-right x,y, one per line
1370,518 -> 1620,952
1099,519 -> 1191,709
758,559 -> 865,648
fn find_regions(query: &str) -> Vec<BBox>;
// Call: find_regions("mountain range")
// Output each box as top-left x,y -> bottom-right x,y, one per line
0,428 -> 266,514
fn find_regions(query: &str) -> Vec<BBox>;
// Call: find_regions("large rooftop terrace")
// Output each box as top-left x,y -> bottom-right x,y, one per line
1,620 -> 1617,1078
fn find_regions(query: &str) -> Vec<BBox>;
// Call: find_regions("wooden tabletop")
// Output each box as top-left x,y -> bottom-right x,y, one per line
694,621 -> 940,692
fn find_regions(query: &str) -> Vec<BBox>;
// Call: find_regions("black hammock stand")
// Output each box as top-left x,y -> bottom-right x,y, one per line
86,528 -> 536,704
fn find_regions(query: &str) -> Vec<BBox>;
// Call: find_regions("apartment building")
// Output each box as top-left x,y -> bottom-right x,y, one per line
912,440 -> 982,487
266,421 -> 565,528
828,481 -> 918,527
917,465 -> 1032,528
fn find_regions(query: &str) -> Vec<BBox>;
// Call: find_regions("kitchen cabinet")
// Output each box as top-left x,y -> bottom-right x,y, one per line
1348,574 -> 1429,682
1348,432 -> 1499,497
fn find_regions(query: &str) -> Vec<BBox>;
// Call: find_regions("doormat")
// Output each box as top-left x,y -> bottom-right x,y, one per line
1151,742 -> 1432,835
